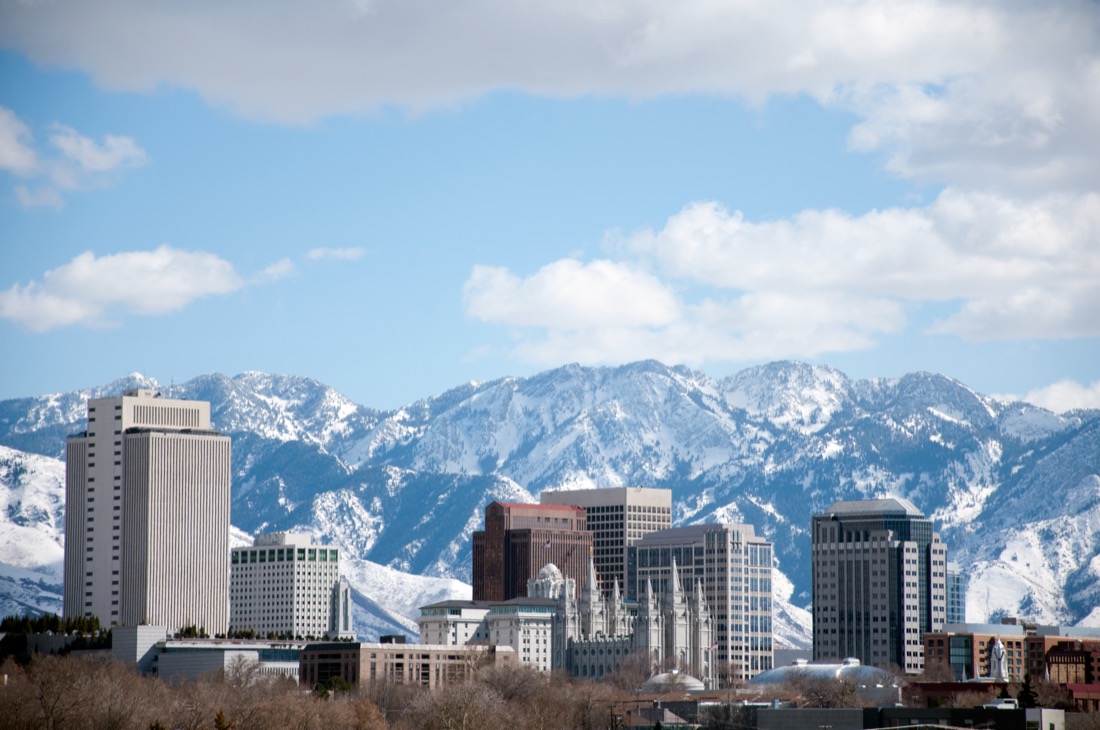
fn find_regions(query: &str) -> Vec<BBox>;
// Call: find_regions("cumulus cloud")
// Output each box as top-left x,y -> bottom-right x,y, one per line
464,259 -> 680,329
252,258 -> 297,284
307,247 -> 366,261
0,1 -> 1095,192
0,107 -> 38,175
1018,380 -> 1100,414
465,189 -> 1100,365
0,107 -> 148,208
49,124 -> 147,174
0,246 -> 243,331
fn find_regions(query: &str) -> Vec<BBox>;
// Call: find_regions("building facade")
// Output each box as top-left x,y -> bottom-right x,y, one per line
530,560 -> 715,686
811,498 -> 947,674
64,390 -> 231,634
946,562 -> 966,625
229,532 -> 353,639
471,501 -> 593,601
923,620 -> 1100,683
540,487 -> 671,599
299,641 -> 517,689
633,523 -> 773,682
417,601 -> 491,646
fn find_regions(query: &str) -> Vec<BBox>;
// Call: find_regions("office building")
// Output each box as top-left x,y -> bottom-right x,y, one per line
417,596 -> 558,671
471,501 -> 592,601
811,497 -> 947,674
230,532 -> 353,639
299,641 -> 516,689
633,523 -> 773,681
923,618 -> 1100,683
540,486 -> 671,598
64,390 -> 231,634
946,562 -> 966,625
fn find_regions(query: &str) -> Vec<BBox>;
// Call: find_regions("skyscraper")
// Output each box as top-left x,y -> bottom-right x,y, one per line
539,486 -> 671,598
471,501 -> 593,601
811,498 -> 947,674
230,532 -> 353,639
64,390 -> 231,634
634,523 -> 774,681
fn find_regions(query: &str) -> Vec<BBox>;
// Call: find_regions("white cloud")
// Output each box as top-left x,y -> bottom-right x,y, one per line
0,107 -> 38,175
49,124 -> 148,174
0,1 -> 1095,191
252,258 -> 297,284
307,247 -> 366,261
14,184 -> 63,210
464,259 -> 680,329
1018,380 -> 1100,414
0,245 -> 243,331
0,107 -> 147,208
465,189 -> 1100,366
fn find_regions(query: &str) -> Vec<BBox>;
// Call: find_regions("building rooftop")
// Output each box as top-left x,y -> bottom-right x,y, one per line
822,497 -> 925,518
634,523 -> 761,545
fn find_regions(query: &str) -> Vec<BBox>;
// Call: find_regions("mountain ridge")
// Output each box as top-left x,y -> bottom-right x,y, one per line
1,360 -> 1097,645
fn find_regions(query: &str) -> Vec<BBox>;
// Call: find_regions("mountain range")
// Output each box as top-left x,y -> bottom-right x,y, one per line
1,360 -> 1098,646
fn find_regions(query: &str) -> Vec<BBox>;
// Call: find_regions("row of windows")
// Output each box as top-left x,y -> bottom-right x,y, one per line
232,547 -> 338,564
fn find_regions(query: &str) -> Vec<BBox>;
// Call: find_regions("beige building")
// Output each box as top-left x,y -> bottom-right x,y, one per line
230,532 -> 353,639
64,390 -> 231,634
540,486 -> 671,598
299,641 -> 516,689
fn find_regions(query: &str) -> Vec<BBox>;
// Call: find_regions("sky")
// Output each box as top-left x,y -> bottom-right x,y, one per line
1,0 -> 1098,413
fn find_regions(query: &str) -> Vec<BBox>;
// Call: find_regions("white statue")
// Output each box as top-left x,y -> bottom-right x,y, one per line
990,637 -> 1007,682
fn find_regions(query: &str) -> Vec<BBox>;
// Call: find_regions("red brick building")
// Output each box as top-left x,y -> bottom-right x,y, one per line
472,501 -> 592,601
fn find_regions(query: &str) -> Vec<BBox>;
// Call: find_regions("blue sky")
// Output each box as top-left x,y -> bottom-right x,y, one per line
1,1 -> 1098,412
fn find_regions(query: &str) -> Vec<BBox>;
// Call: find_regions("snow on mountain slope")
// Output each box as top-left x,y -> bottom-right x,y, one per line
2,360 -> 1099,646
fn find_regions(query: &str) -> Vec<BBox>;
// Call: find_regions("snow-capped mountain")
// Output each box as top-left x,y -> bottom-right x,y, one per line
1,361 -> 1097,646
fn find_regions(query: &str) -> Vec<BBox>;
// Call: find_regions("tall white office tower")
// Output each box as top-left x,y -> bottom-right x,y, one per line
64,390 -> 231,635
229,532 -> 354,640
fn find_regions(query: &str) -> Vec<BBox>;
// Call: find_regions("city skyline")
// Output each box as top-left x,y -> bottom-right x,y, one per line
2,2 -> 1099,413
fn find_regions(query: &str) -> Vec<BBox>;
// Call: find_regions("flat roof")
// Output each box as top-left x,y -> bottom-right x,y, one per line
821,497 -> 925,518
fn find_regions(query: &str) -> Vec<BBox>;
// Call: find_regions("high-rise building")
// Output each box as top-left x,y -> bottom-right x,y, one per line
64,390 -> 231,634
540,487 -> 671,598
633,523 -> 773,682
946,562 -> 966,625
811,498 -> 948,674
471,501 -> 593,601
229,532 -> 353,639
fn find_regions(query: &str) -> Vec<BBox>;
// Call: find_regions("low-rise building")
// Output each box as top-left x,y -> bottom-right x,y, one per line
923,619 -> 1100,683
299,641 -> 516,689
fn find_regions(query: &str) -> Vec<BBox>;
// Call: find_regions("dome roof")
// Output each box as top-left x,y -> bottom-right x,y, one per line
749,658 -> 892,687
537,563 -> 562,581
641,671 -> 706,693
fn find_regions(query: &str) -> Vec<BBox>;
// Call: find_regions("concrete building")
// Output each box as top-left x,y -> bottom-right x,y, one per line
229,532 -> 353,640
416,600 -> 491,646
634,523 -> 774,682
64,390 -> 231,635
946,561 -> 966,624
299,641 -> 516,689
540,486 -> 671,599
811,498 -> 947,674
471,501 -> 593,601
417,597 -> 554,670
112,625 -> 305,682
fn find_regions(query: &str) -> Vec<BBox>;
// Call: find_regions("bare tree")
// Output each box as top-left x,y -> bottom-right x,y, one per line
400,679 -> 508,730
